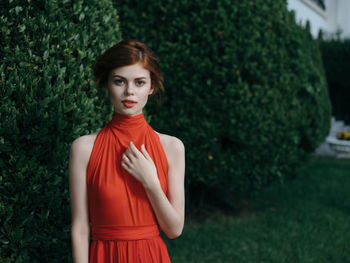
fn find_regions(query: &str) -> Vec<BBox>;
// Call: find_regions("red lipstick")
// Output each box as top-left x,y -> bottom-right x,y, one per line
122,100 -> 137,108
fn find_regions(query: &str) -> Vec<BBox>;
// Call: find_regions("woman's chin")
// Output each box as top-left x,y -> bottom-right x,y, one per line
114,108 -> 142,116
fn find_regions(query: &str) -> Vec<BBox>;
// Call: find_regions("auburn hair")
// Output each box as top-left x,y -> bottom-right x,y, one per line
92,39 -> 164,102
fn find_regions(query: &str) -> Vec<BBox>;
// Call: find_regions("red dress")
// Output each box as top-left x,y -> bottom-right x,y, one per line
87,112 -> 171,262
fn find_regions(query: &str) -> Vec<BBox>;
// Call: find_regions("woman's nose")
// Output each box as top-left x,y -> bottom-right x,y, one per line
124,83 -> 135,95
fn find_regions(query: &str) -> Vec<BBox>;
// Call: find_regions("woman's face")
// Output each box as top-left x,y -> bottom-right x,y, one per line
106,62 -> 153,116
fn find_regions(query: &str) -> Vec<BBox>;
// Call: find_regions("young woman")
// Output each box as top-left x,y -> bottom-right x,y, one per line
69,40 -> 185,262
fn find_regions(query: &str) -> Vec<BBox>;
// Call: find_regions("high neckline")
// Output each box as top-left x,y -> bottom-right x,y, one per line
108,112 -> 148,130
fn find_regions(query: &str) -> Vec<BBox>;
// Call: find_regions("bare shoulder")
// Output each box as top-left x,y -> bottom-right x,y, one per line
155,131 -> 185,164
70,130 -> 100,165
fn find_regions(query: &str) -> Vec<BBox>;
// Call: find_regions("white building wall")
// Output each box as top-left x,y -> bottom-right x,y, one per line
287,0 -> 350,39
335,0 -> 350,38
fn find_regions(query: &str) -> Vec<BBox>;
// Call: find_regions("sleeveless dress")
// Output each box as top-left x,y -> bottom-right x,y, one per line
86,112 -> 171,263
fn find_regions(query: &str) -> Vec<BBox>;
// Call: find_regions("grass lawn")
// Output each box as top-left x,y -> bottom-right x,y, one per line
164,156 -> 350,263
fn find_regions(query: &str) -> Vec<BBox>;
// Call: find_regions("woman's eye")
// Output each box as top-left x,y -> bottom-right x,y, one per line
136,80 -> 145,86
114,79 -> 125,85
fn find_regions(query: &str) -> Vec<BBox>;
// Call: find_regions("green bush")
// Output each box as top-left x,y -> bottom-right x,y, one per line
0,1 -> 121,261
320,38 -> 350,124
116,0 -> 331,199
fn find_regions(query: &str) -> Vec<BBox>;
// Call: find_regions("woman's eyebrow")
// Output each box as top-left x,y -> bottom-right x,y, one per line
112,74 -> 125,78
112,75 -> 147,79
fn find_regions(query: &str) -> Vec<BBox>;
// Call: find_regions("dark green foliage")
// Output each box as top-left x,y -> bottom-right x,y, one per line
165,157 -> 350,262
320,38 -> 350,124
116,0 -> 331,196
0,1 -> 121,261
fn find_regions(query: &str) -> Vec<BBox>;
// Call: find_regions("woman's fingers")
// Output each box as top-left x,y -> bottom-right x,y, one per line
128,141 -> 140,156
123,142 -> 140,166
121,159 -> 131,172
122,153 -> 131,164
125,146 -> 137,160
124,142 -> 152,163
141,144 -> 152,161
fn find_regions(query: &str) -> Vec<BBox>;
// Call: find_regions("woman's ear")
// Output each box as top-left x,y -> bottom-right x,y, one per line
148,88 -> 154,95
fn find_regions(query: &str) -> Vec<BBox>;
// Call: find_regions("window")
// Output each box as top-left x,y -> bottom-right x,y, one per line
310,0 -> 326,10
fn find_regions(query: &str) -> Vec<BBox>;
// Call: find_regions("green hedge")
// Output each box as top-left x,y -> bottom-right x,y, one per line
320,38 -> 350,124
0,1 -> 121,261
116,0 -> 332,199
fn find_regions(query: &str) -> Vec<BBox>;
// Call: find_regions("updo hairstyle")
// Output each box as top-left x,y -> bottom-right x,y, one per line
92,40 -> 164,101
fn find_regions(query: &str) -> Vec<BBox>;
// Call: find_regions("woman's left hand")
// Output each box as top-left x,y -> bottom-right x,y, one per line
121,141 -> 159,189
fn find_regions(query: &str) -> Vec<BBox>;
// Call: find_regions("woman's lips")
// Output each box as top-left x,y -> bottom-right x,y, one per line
122,100 -> 137,108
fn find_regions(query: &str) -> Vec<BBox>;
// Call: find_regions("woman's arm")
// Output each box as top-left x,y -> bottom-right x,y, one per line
144,137 -> 185,238
69,137 -> 91,263
121,137 -> 185,239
